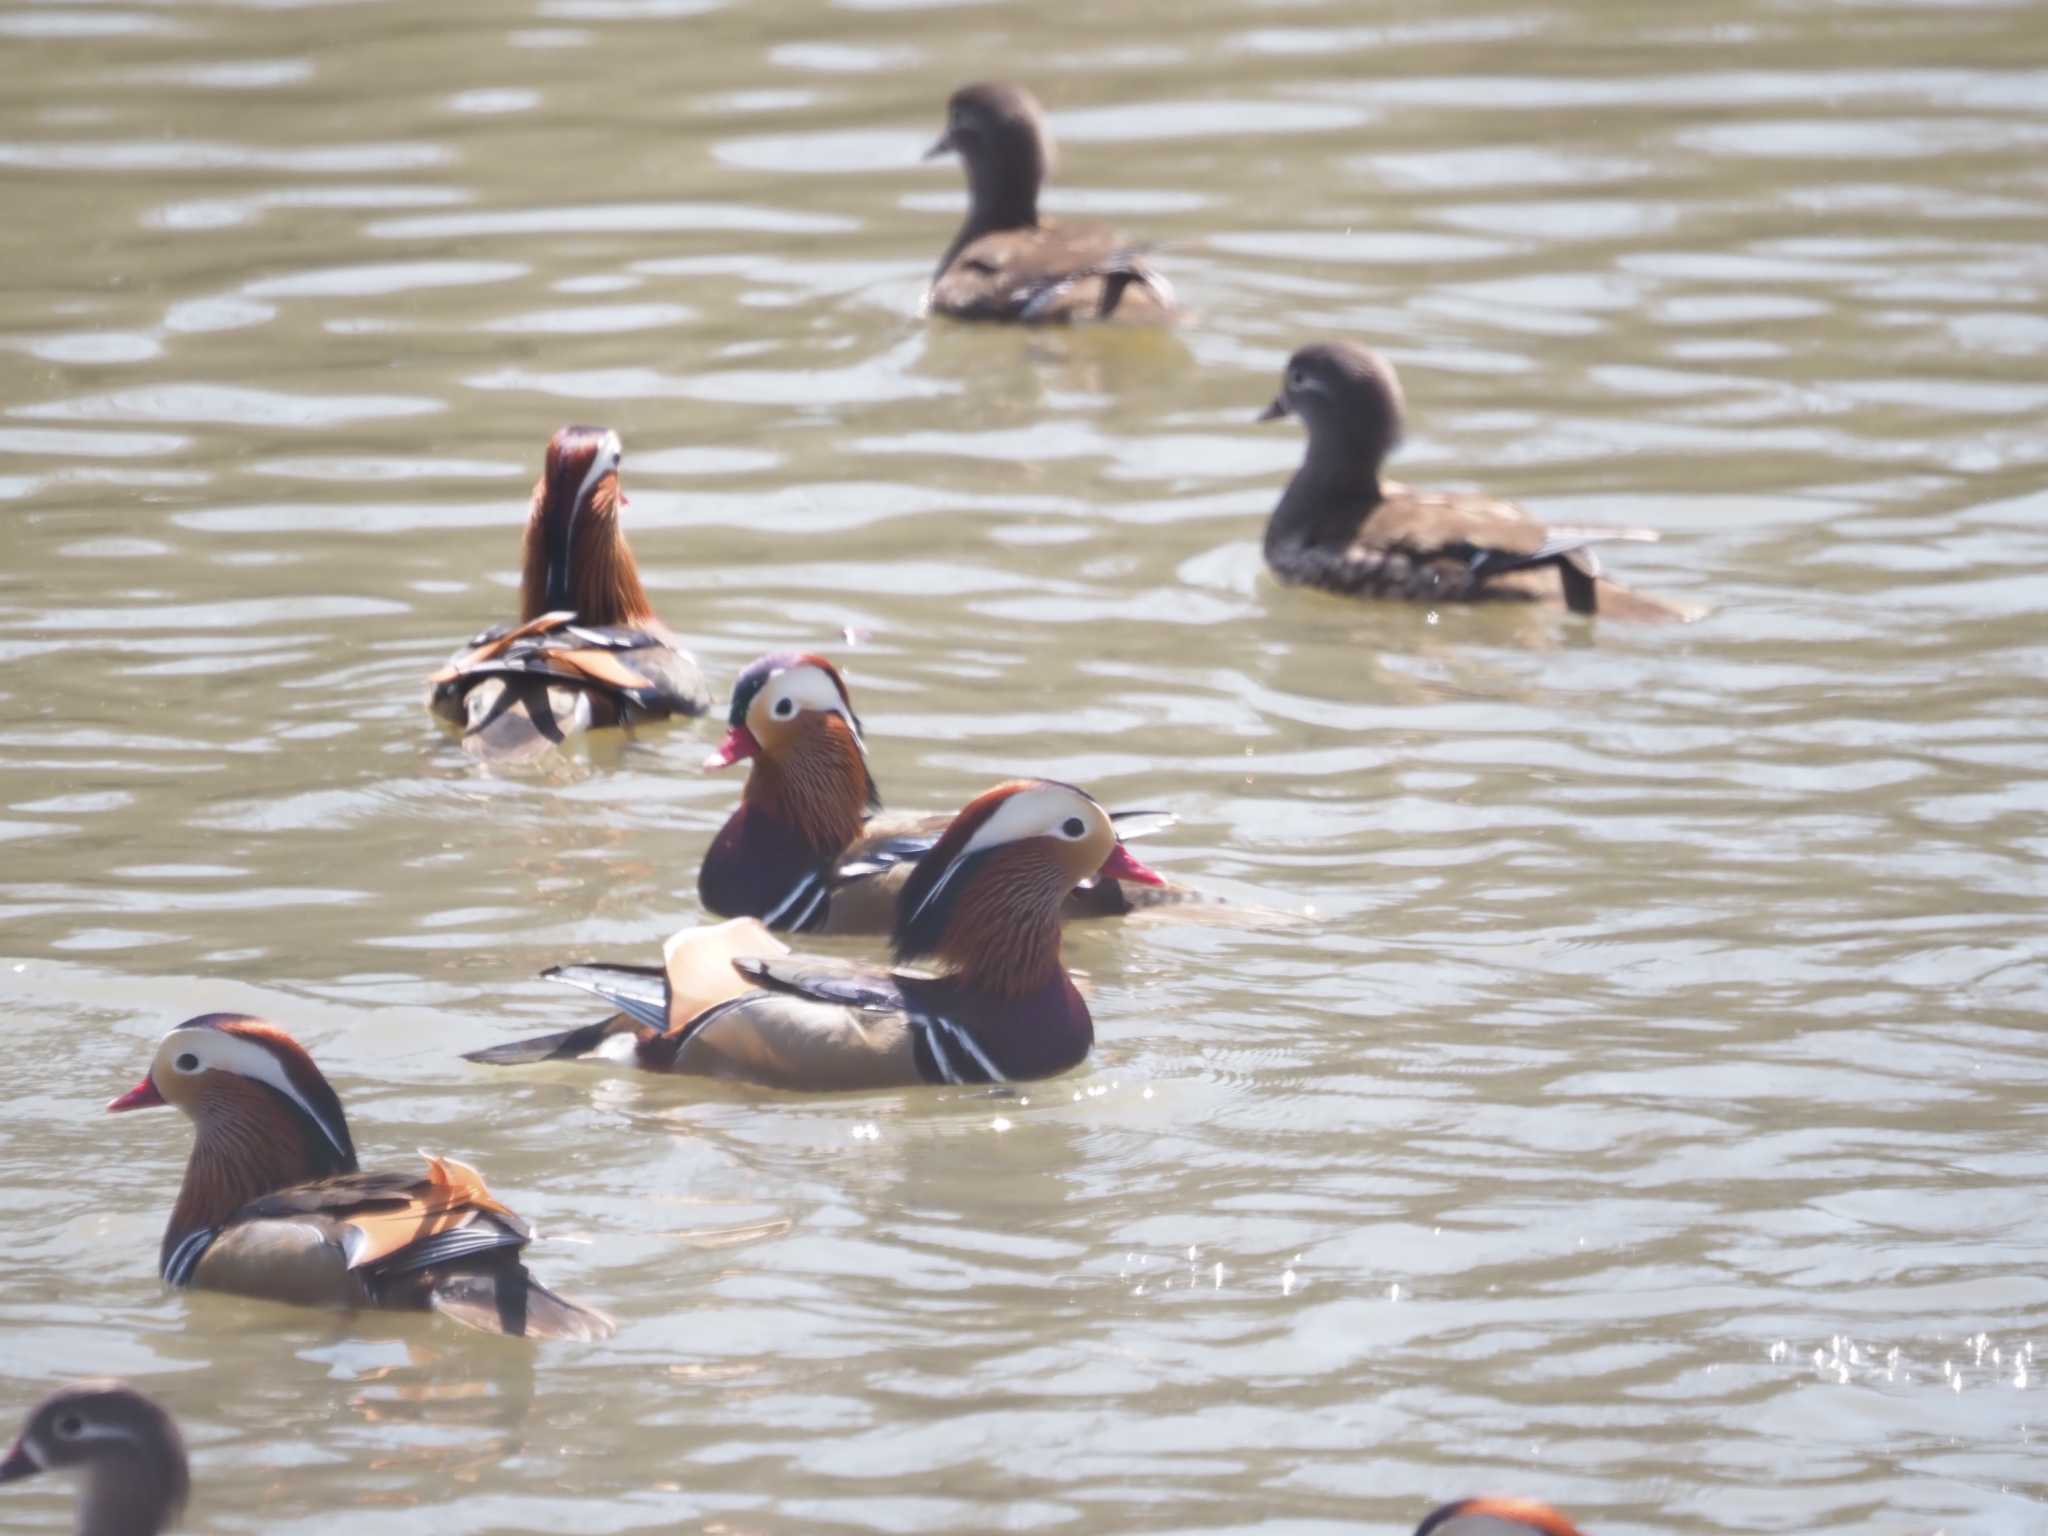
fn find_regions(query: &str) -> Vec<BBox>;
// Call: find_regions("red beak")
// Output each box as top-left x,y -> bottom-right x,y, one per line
702,725 -> 759,771
0,1436 -> 38,1482
107,1074 -> 165,1113
1098,842 -> 1166,887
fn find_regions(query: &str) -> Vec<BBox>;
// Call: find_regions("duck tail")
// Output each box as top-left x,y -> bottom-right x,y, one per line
461,1013 -> 635,1066
430,1267 -> 615,1341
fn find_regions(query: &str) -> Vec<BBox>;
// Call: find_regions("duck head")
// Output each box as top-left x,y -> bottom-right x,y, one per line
926,81 -> 1049,242
0,1381 -> 189,1536
1412,1497 -> 1586,1536
110,1014 -> 358,1269
706,652 -> 878,851
1258,341 -> 1407,482
894,779 -> 1162,994
519,425 -> 654,628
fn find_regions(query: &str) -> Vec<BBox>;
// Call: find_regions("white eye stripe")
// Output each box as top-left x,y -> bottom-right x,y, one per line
759,666 -> 864,753
570,430 -> 623,519
159,1028 -> 350,1164
905,785 -> 1104,931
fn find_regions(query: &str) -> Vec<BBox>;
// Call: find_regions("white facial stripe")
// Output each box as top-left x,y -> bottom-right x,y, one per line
162,1027 -> 349,1163
9,1435 -> 45,1470
764,666 -> 861,738
905,785 -> 1103,930
571,430 -> 623,520
57,1421 -> 141,1451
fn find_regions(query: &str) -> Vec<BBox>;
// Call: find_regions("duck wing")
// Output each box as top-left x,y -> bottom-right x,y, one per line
933,223 -> 1174,323
427,614 -> 710,759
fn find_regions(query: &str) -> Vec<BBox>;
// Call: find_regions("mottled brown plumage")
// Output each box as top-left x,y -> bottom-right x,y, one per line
110,1013 -> 612,1340
1259,342 -> 1700,621
925,82 -> 1174,324
426,426 -> 709,760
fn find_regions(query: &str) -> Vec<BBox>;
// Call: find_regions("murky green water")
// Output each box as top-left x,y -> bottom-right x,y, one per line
2,1 -> 2045,1532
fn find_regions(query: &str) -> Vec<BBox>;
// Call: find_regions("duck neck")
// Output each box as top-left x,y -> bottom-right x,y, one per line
165,1089 -> 353,1273
937,160 -> 1041,278
520,477 -> 655,628
77,1449 -> 184,1536
1266,446 -> 1384,557
744,719 -> 873,860
930,846 -> 1071,999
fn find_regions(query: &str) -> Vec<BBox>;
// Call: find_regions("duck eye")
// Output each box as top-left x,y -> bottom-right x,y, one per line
56,1414 -> 83,1438
1061,817 -> 1085,839
174,1052 -> 199,1073
1287,367 -> 1304,390
773,697 -> 796,719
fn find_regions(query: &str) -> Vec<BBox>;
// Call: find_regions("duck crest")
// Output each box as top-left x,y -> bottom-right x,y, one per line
519,425 -> 654,627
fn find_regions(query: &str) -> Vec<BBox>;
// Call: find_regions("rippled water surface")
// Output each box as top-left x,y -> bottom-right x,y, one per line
3,1 -> 2046,1532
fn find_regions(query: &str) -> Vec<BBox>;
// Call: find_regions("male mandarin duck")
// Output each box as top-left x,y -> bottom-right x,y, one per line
924,81 -> 1175,323
467,779 -> 1160,1089
1258,342 -> 1700,621
109,1013 -> 613,1340
1,1382 -> 188,1536
697,651 -> 1184,934
1413,1497 -> 1587,1535
426,425 -> 710,760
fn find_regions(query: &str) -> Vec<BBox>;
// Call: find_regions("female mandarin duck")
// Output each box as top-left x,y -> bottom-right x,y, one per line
1413,1497 -> 1586,1535
109,1012 -> 612,1340
1258,342 -> 1699,621
427,425 -> 710,759
925,81 -> 1175,323
1,1382 -> 188,1536
698,652 -> 1182,933
467,779 -> 1161,1089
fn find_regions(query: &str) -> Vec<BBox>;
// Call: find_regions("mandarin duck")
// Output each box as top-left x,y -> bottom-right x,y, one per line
110,1013 -> 612,1340
1412,1497 -> 1587,1535
467,779 -> 1160,1089
925,81 -> 1174,323
1258,342 -> 1700,620
698,652 -> 1183,934
1,1382 -> 188,1536
426,425 -> 710,760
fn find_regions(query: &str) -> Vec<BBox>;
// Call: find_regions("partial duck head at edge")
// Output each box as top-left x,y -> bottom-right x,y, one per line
893,779 -> 1162,996
0,1380 -> 190,1536
926,81 -> 1051,273
704,651 -> 878,859
519,425 -> 654,628
108,1013 -> 358,1276
1411,1496 -> 1587,1536
1259,340 -> 1407,487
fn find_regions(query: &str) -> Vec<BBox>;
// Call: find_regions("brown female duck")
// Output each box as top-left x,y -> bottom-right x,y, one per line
925,81 -> 1174,323
110,1013 -> 612,1340
468,779 -> 1160,1089
427,425 -> 710,759
698,652 -> 1181,934
1,1382 -> 188,1536
1258,342 -> 1698,620
1412,1497 -> 1586,1535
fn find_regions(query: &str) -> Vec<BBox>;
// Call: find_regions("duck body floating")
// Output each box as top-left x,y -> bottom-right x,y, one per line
468,779 -> 1161,1090
111,1013 -> 613,1340
1260,342 -> 1700,621
0,1381 -> 189,1536
925,81 -> 1175,324
427,426 -> 710,760
698,652 -> 1183,934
